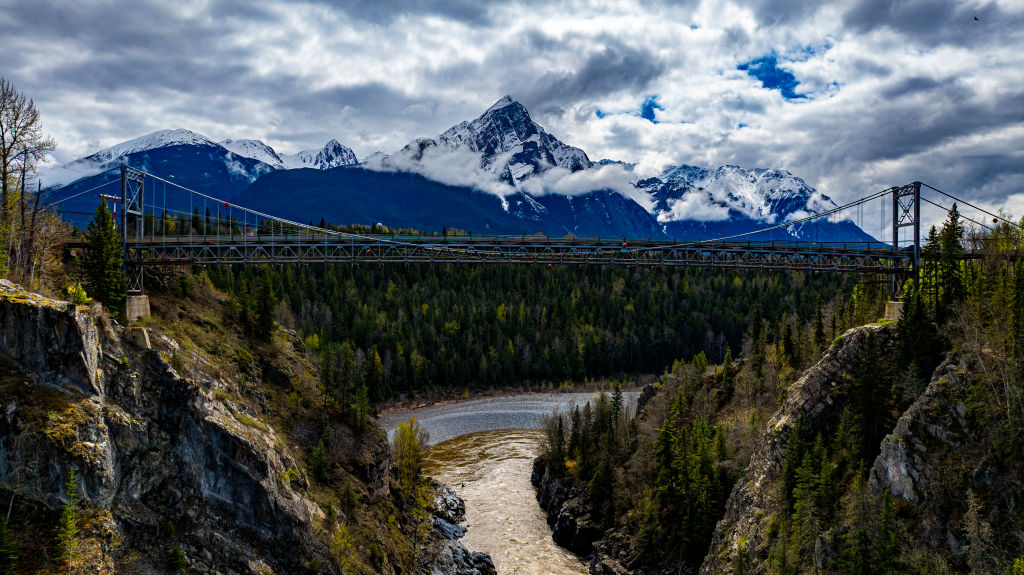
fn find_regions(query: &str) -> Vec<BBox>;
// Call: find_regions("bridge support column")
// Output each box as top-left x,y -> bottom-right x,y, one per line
126,294 -> 150,321
891,182 -> 921,299
884,300 -> 904,321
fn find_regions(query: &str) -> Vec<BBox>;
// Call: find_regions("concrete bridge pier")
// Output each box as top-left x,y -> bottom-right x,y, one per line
126,294 -> 150,321
884,301 -> 904,321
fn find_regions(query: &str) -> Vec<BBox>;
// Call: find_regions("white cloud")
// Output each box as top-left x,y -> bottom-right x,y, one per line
658,193 -> 732,222
364,146 -> 516,198
5,0 -> 1023,217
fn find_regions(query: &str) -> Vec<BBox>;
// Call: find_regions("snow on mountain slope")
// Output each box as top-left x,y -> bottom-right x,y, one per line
84,129 -> 220,163
647,164 -> 833,224
221,139 -> 285,169
639,163 -> 874,241
42,129 -> 257,187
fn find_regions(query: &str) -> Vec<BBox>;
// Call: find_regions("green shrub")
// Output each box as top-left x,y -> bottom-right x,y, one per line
66,283 -> 89,306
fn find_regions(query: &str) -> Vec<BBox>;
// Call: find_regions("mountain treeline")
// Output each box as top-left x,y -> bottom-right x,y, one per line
539,204 -> 1024,574
202,262 -> 856,405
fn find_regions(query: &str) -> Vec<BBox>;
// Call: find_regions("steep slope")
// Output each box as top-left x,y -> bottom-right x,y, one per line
221,138 -> 287,169
48,129 -> 277,189
0,279 -> 492,574
868,356 -> 1024,572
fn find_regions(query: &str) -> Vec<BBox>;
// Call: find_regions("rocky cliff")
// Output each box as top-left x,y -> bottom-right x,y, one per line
868,355 -> 1024,572
0,279 -> 491,574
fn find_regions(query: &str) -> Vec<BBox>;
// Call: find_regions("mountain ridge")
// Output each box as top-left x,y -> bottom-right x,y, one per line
44,99 -> 876,243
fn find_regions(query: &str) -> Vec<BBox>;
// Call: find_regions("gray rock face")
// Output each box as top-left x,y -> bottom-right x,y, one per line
424,481 -> 495,575
868,360 -> 966,504
0,280 -> 102,396
698,324 -> 894,575
863,355 -> 1022,572
0,283 -> 372,573
532,455 -> 604,555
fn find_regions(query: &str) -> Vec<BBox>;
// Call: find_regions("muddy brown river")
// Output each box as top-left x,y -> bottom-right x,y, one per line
380,392 -> 638,574
423,429 -> 588,575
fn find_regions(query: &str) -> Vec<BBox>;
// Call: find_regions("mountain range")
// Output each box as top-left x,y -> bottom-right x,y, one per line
45,97 -> 875,243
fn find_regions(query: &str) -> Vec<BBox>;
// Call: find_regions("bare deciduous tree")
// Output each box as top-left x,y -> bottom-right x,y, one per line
0,77 -> 55,220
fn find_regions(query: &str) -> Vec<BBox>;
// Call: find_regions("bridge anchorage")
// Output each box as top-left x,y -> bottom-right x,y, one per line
59,166 -> 992,321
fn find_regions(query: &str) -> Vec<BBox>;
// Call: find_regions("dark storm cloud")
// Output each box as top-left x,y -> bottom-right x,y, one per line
0,0 -> 277,99
275,83 -> 426,120
746,0 -> 823,26
879,76 -> 965,101
313,0 -> 495,24
842,0 -> 1019,46
512,40 -> 667,115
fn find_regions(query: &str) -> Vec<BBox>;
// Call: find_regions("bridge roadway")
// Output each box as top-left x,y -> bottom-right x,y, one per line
68,233 -> 913,274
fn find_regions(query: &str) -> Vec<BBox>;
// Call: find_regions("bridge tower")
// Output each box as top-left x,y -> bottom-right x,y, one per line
891,181 -> 921,299
120,166 -> 149,319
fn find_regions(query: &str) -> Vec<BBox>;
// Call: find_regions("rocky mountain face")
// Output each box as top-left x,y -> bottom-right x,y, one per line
0,280 -> 491,574
867,356 -> 1024,573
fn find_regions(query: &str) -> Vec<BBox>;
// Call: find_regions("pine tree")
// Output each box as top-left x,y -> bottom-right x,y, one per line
255,267 -> 276,341
938,204 -> 966,315
83,200 -> 126,311
0,515 -> 16,575
813,299 -> 827,353
56,470 -> 81,571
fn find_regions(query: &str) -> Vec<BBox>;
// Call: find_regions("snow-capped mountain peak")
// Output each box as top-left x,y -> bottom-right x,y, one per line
85,129 -> 219,163
281,139 -> 358,170
382,96 -> 593,188
220,139 -> 285,169
315,139 -> 358,168
485,94 -> 516,114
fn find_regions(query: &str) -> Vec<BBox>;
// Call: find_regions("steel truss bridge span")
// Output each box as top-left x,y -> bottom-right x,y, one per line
112,235 -> 910,274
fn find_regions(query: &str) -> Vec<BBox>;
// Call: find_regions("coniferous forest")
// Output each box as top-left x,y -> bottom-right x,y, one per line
202,262 -> 856,403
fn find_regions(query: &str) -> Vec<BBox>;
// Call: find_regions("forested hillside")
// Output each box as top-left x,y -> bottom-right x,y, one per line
534,205 -> 1024,574
203,262 -> 857,404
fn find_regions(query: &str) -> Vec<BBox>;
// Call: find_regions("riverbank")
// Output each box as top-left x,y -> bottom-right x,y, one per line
378,390 -> 641,445
376,377 -> 655,419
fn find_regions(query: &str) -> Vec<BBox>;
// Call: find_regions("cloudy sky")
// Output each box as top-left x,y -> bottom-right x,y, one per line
3,0 -> 1023,226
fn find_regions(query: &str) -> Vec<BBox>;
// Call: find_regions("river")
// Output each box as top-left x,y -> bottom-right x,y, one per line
379,391 -> 636,574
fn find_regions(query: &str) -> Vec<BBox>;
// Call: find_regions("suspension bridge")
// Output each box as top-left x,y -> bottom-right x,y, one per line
49,165 -> 1018,319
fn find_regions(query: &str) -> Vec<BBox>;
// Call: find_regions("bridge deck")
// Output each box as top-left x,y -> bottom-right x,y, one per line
63,234 -> 915,274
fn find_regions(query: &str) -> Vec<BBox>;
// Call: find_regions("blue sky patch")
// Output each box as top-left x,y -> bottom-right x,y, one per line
595,109 -> 607,119
640,95 -> 663,123
737,55 -> 806,101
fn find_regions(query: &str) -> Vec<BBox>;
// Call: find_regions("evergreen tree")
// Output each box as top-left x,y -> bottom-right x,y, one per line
255,267 -> 276,341
813,299 -> 827,353
83,200 -> 126,311
938,204 -> 966,316
0,515 -> 16,575
339,340 -> 357,412
895,294 -> 941,385
56,470 -> 80,571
